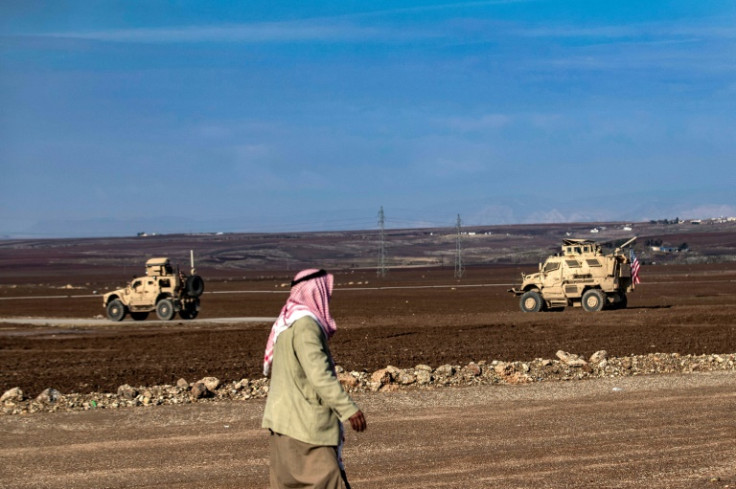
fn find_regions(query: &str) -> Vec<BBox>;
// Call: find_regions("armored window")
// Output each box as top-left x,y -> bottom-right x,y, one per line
159,279 -> 171,287
544,262 -> 560,272
583,246 -> 590,252
586,259 -> 602,267
565,260 -> 581,268
574,247 -> 582,254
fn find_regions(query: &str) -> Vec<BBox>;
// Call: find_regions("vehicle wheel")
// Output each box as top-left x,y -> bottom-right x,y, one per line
520,290 -> 544,312
582,289 -> 605,312
106,299 -> 126,321
156,298 -> 175,320
179,308 -> 198,320
130,312 -> 149,321
186,275 -> 205,297
611,293 -> 628,310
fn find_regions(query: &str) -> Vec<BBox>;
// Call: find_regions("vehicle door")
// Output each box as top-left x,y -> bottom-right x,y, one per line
541,259 -> 564,298
129,278 -> 157,306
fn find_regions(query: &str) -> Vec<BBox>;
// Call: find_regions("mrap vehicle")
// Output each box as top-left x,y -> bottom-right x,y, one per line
508,237 -> 637,312
103,254 -> 204,321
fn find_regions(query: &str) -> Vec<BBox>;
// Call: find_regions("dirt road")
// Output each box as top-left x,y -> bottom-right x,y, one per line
2,372 -> 734,489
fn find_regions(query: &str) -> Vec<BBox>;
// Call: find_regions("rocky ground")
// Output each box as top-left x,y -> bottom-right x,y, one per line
2,350 -> 735,416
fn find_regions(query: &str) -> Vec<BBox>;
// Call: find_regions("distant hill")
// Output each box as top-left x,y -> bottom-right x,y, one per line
1,220 -> 734,282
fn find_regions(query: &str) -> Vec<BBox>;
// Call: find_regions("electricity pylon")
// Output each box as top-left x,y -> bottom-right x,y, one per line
454,214 -> 464,279
377,206 -> 387,277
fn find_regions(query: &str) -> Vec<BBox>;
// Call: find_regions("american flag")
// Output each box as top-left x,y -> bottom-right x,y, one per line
630,249 -> 641,285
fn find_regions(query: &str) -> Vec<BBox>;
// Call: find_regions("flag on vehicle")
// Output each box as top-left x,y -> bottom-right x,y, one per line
630,249 -> 641,285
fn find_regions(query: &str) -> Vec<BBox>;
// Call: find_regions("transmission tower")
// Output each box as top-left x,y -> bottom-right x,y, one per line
454,214 -> 464,279
377,206 -> 387,277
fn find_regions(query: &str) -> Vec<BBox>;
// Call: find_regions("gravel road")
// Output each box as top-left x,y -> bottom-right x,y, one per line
0,316 -> 276,327
1,371 -> 734,489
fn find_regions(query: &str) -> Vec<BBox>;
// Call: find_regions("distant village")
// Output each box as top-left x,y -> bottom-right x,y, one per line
646,216 -> 736,226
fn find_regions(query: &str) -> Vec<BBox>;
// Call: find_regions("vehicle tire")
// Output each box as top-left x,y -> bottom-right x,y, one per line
186,275 -> 205,297
106,299 -> 126,321
611,293 -> 628,310
582,289 -> 605,312
520,290 -> 544,312
179,308 -> 198,320
130,312 -> 149,321
156,298 -> 175,320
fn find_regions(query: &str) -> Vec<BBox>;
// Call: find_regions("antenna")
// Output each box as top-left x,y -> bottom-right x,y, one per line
377,206 -> 387,277
454,214 -> 464,279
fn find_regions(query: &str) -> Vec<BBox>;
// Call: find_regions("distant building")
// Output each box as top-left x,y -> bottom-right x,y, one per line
650,246 -> 681,253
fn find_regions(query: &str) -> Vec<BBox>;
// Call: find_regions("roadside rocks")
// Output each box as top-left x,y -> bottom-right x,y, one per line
2,352 -> 735,415
189,382 -> 211,400
117,384 -> 138,400
589,350 -> 608,366
2,376 -> 269,415
35,388 -> 62,404
0,387 -> 24,403
556,350 -> 588,367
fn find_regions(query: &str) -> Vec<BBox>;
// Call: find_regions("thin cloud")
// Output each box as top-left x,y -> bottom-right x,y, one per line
515,21 -> 736,41
347,0 -> 536,19
38,19 -> 419,44
22,1 -> 534,46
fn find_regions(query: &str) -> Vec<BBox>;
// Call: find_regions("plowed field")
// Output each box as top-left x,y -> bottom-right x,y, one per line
2,264 -> 736,395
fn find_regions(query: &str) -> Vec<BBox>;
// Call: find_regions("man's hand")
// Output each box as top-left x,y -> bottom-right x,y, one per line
348,410 -> 366,432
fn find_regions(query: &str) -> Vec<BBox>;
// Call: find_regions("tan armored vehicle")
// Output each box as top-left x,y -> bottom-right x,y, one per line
508,237 -> 636,312
103,254 -> 204,321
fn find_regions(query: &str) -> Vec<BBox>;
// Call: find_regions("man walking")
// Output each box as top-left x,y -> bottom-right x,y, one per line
262,268 -> 367,488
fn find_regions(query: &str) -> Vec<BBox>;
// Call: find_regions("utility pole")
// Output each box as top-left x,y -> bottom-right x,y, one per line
454,214 -> 464,279
377,206 -> 387,277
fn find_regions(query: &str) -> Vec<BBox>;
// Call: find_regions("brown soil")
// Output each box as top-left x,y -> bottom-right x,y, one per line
1,264 -> 735,396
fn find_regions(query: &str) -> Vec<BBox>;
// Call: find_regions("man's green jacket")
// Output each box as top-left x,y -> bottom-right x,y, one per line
262,316 -> 359,446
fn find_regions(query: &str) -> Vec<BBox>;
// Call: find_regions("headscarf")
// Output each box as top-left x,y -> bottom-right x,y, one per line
263,269 -> 336,376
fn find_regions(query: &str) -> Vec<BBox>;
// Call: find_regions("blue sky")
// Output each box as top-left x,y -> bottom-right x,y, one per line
1,1 -> 735,237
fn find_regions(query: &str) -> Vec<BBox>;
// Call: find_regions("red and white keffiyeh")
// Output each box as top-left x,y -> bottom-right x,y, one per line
263,269 -> 336,376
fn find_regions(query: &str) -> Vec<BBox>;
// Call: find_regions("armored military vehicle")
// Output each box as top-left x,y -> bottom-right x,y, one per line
103,253 -> 204,321
508,237 -> 637,312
